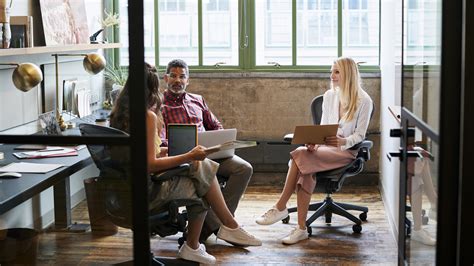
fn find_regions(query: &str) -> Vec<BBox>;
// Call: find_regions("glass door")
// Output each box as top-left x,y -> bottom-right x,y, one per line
399,0 -> 442,264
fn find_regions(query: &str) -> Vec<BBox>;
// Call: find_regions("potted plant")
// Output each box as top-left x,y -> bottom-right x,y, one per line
103,65 -> 128,109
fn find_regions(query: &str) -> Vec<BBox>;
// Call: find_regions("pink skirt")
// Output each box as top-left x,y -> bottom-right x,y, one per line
290,145 -> 356,194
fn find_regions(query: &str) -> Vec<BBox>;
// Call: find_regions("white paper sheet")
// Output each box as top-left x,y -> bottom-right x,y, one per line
0,162 -> 64,173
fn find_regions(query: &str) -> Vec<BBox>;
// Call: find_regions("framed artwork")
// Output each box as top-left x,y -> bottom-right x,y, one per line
10,16 -> 34,48
38,0 -> 89,45
38,111 -> 62,135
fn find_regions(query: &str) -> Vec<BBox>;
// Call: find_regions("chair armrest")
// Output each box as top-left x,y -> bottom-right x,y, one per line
151,163 -> 190,182
349,140 -> 373,150
284,133 -> 294,142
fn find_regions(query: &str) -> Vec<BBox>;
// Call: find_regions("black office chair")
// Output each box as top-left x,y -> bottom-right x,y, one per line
283,95 -> 374,235
79,123 -> 201,265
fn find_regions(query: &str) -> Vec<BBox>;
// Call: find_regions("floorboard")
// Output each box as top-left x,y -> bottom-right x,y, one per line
36,186 -> 398,265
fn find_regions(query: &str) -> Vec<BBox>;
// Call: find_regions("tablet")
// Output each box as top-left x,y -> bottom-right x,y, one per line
167,124 -> 197,156
291,124 -> 339,145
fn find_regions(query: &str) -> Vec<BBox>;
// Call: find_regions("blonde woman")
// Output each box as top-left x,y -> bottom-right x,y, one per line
256,57 -> 373,245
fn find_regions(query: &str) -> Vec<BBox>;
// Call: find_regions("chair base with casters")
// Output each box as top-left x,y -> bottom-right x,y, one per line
283,194 -> 368,235
281,143 -> 371,235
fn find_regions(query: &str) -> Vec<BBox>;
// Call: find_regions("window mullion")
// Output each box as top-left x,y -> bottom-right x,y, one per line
338,0 -> 343,57
292,0 -> 297,66
155,0 -> 159,67
242,0 -> 254,70
198,0 -> 203,66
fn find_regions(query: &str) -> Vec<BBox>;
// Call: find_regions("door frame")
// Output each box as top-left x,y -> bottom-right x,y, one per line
398,0 -> 467,264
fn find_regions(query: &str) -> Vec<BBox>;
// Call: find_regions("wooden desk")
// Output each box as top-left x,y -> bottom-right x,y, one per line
0,143 -> 93,229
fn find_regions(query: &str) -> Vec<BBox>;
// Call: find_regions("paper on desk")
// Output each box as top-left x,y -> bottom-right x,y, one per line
0,162 -> 64,173
13,147 -> 77,159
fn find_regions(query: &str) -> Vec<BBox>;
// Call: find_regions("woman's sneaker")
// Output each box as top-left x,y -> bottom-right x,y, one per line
282,226 -> 309,245
411,229 -> 436,246
178,242 -> 216,264
217,225 -> 262,246
256,207 -> 289,225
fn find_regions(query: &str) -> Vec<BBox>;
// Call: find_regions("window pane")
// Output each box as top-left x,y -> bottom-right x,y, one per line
159,0 -> 199,65
342,0 -> 379,65
297,0 -> 338,65
119,0 -> 155,66
405,0 -> 441,65
256,0 -> 292,66
203,0 -> 239,66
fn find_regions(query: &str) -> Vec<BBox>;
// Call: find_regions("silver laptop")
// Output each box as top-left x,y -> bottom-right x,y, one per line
198,128 -> 237,160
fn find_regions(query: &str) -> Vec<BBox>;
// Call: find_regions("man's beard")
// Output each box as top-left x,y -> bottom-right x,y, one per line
168,84 -> 186,94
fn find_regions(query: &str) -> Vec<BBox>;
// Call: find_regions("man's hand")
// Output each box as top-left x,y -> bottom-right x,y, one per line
188,145 -> 208,161
325,135 -> 346,147
305,143 -> 316,152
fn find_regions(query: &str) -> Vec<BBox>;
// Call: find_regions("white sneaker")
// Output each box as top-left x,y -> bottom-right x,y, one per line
411,229 -> 436,246
256,206 -> 289,225
178,242 -> 216,264
217,225 -> 262,246
282,226 -> 309,245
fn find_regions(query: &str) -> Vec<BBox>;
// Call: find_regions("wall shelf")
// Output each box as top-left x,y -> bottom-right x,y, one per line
0,43 -> 121,57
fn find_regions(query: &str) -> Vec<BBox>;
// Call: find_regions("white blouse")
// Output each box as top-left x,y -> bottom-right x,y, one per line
320,88 -> 373,150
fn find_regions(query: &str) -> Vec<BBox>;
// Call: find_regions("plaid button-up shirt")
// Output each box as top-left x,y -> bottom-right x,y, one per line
160,90 -> 223,144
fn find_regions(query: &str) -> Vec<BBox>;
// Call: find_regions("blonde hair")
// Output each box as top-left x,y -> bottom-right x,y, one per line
334,57 -> 361,122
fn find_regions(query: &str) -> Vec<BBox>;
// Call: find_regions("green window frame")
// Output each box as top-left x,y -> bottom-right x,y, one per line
111,0 -> 381,73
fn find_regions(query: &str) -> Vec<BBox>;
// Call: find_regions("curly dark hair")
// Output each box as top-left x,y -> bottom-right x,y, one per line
110,63 -> 162,133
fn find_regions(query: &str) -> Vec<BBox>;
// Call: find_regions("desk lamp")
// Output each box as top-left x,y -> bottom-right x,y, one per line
0,62 -> 43,92
52,53 -> 106,130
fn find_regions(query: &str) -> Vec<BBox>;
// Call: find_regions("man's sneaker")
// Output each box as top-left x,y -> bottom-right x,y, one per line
411,229 -> 436,246
281,227 -> 309,245
178,242 -> 216,264
217,225 -> 262,246
256,207 -> 289,225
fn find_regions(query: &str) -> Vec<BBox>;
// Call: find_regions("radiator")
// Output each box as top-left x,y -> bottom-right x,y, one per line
235,141 -> 300,173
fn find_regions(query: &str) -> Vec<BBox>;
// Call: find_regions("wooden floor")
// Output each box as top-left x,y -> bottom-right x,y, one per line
36,186 -> 398,265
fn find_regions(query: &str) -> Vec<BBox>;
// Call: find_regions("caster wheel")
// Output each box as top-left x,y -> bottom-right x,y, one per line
307,227 -> 313,236
282,216 -> 290,224
325,213 -> 332,224
353,224 -> 362,233
359,212 -> 368,221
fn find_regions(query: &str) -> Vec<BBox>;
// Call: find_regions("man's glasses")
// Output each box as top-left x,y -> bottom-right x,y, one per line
166,73 -> 188,81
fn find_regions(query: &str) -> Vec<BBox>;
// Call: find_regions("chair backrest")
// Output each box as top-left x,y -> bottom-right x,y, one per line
309,94 -> 375,193
79,123 -> 133,228
310,94 -> 375,126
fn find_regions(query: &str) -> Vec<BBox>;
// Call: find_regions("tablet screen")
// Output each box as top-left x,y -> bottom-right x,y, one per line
167,124 -> 197,156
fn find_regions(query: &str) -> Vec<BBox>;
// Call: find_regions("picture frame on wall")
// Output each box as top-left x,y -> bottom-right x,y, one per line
10,16 -> 34,48
38,0 -> 89,45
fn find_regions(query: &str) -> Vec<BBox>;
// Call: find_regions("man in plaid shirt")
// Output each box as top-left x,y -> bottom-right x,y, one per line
161,59 -> 253,243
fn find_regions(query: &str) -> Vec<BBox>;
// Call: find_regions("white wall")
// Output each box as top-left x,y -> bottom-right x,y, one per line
0,0 -> 103,230
379,0 -> 402,241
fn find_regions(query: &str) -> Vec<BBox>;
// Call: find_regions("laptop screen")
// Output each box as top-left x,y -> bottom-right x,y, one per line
167,124 -> 197,156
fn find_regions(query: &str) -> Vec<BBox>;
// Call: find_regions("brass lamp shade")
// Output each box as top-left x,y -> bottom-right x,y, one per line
12,63 -> 43,92
83,53 -> 106,75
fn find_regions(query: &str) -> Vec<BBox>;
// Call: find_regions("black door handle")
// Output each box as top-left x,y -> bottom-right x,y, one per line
390,128 -> 415,138
386,149 -> 423,161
